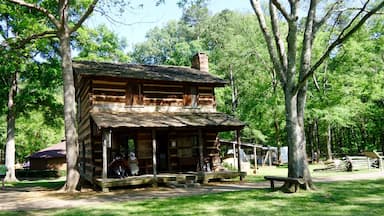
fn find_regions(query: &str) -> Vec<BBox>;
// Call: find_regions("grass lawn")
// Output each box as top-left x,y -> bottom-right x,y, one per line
2,178 -> 383,215
4,177 -> 65,190
245,164 -> 380,182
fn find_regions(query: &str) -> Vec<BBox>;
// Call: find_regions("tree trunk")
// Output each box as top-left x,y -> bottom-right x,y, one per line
274,114 -> 281,164
229,64 -> 237,114
314,119 -> 320,162
4,71 -> 18,182
326,124 -> 332,161
283,90 -> 314,192
59,31 -> 80,192
307,122 -> 314,163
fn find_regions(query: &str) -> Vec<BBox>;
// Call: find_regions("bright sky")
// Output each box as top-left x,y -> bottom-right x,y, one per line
86,0 -> 253,50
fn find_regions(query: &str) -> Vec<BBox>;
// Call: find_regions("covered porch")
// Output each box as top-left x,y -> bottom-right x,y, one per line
90,111 -> 245,192
95,171 -> 246,192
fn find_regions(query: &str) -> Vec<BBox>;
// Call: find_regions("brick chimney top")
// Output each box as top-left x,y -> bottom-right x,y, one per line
191,52 -> 208,73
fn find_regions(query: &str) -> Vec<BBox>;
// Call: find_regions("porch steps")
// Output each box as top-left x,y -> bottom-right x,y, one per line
163,173 -> 200,188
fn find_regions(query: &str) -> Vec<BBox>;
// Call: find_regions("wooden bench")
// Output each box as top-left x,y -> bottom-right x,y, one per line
264,176 -> 305,191
345,156 -> 369,171
313,160 -> 347,172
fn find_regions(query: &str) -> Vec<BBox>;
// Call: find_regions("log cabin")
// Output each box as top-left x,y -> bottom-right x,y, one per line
73,53 -> 245,191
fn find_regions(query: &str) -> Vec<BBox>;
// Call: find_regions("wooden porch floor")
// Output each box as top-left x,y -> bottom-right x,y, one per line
95,171 -> 246,192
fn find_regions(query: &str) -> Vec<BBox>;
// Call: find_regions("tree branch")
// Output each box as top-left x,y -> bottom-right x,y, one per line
250,0 -> 287,85
94,8 -> 158,26
270,2 -> 288,72
313,74 -> 320,91
336,1 -> 370,44
271,0 -> 291,21
59,0 -> 69,29
5,30 -> 57,50
295,0 -> 384,93
6,0 -> 60,29
70,0 -> 99,34
298,0 -> 316,79
313,0 -> 343,34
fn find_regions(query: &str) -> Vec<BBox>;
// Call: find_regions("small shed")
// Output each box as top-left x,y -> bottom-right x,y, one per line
28,140 -> 66,171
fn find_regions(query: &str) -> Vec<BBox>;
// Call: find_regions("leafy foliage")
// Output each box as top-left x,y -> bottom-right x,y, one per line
74,24 -> 130,62
131,3 -> 384,159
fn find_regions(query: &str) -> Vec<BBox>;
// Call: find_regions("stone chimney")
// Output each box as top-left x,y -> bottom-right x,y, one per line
192,52 -> 209,73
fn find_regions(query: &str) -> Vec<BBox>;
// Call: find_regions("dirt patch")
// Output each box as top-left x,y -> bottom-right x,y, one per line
1,172 -> 383,211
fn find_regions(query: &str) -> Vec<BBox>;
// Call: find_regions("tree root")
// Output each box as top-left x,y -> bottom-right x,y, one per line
281,181 -> 316,193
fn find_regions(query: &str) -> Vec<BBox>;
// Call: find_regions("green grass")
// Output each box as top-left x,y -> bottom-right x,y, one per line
245,164 -> 380,183
5,177 -> 65,190
2,167 -> 383,216
2,178 -> 384,216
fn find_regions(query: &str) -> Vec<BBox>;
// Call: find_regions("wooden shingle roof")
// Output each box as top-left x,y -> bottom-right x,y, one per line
91,112 -> 245,131
72,61 -> 227,86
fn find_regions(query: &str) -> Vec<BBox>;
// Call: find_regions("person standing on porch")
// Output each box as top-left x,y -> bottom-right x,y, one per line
128,152 -> 139,176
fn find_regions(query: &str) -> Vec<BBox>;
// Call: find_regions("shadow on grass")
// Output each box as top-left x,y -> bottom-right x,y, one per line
1,179 -> 384,216
6,178 -> 65,191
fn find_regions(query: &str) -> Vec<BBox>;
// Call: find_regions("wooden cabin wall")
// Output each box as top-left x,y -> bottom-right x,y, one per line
91,123 -> 103,178
136,131 -> 153,174
130,130 -> 213,174
142,83 -> 184,106
90,78 -> 216,111
168,131 -> 199,172
198,87 -> 215,107
91,79 -> 127,107
76,78 -> 94,182
167,131 -> 220,172
204,132 -> 221,171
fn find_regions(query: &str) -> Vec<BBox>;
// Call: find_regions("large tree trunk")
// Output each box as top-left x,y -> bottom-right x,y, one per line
306,122 -> 314,163
59,31 -> 80,192
326,124 -> 332,161
314,119 -> 321,162
274,116 -> 281,164
4,71 -> 18,182
283,90 -> 314,192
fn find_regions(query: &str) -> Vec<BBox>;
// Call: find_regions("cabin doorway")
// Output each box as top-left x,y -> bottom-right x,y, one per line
156,132 -> 169,172
119,135 -> 136,159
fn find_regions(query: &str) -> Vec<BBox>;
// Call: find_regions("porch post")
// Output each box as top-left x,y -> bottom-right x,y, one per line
198,129 -> 204,171
152,129 -> 157,186
269,149 -> 272,166
233,142 -> 236,170
253,145 -> 257,174
102,129 -> 111,180
236,129 -> 243,181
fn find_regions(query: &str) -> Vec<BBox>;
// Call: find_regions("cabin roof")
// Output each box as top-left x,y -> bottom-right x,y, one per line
28,140 -> 66,159
72,61 -> 227,86
91,112 -> 245,131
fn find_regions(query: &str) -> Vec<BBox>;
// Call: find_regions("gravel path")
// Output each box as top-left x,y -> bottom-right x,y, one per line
1,172 -> 384,211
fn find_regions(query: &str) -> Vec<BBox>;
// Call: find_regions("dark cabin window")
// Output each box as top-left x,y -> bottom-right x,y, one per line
126,83 -> 142,106
120,137 -> 136,158
184,86 -> 198,107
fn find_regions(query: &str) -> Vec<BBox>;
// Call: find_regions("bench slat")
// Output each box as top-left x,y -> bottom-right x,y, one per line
264,176 -> 305,184
264,176 -> 305,192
